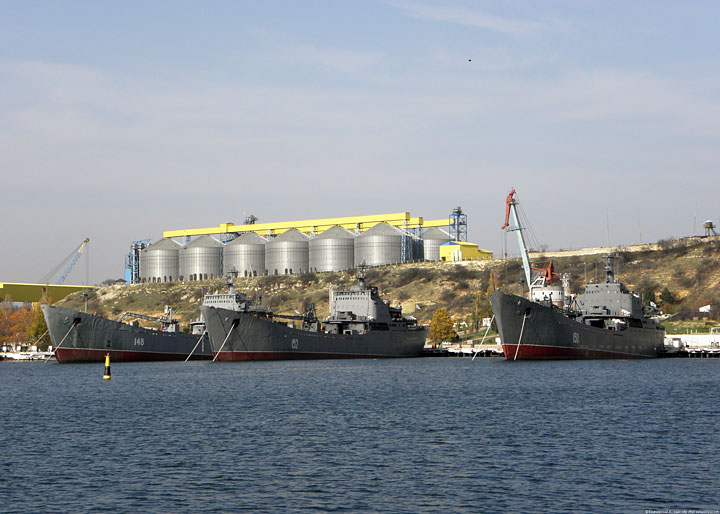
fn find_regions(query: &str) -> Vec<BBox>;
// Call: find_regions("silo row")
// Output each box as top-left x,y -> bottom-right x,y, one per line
139,225 -> 441,282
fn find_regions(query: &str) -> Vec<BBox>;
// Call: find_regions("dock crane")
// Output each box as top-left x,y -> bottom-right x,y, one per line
501,188 -> 533,286
501,190 -> 563,303
40,238 -> 90,285
58,238 -> 90,284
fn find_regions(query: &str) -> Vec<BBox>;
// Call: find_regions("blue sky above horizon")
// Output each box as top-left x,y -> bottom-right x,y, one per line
2,1 -> 720,283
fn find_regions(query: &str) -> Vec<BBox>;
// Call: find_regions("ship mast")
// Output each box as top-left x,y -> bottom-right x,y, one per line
501,188 -> 532,286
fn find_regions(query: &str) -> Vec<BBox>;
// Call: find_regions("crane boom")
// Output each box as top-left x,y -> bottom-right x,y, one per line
58,238 -> 90,284
501,189 -> 532,286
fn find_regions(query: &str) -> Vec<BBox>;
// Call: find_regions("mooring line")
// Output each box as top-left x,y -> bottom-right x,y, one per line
184,330 -> 206,362
513,312 -> 528,361
44,321 -> 77,363
472,314 -> 495,361
212,321 -> 236,362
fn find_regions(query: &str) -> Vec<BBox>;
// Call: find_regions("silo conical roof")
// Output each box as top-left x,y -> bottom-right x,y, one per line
314,226 -> 355,240
226,232 -> 267,245
185,235 -> 223,248
357,222 -> 402,237
423,227 -> 451,240
269,229 -> 310,243
145,238 -> 184,251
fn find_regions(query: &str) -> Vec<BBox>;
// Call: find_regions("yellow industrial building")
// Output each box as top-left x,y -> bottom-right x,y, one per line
439,242 -> 493,262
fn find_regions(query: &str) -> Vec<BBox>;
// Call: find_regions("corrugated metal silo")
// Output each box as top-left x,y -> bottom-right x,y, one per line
422,227 -> 451,261
309,226 -> 355,272
411,235 -> 425,262
139,238 -> 183,283
223,232 -> 267,277
179,235 -> 223,281
354,222 -> 403,267
265,229 -> 310,275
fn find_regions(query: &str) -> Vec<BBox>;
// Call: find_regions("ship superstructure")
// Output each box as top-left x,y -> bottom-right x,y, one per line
201,270 -> 426,361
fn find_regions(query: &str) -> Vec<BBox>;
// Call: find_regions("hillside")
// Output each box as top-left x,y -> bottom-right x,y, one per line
58,236 -> 720,332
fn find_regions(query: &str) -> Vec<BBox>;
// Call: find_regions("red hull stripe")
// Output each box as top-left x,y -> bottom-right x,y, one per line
213,351 -> 408,361
502,344 -> 653,360
55,348 -> 210,363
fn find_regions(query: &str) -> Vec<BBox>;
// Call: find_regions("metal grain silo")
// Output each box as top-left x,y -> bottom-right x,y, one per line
309,226 -> 355,272
410,235 -> 425,262
223,232 -> 267,277
179,235 -> 223,281
354,222 -> 403,267
139,238 -> 183,283
265,229 -> 310,275
422,227 -> 451,261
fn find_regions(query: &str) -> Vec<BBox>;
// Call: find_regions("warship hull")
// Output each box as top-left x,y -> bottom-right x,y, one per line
201,306 -> 427,361
489,292 -> 664,360
42,305 -> 211,363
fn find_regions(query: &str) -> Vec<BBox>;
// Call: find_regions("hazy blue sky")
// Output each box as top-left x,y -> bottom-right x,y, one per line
2,1 -> 720,284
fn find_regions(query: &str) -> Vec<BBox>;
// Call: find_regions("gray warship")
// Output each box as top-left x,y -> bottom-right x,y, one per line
491,189 -> 665,360
42,304 -> 211,363
200,271 -> 427,360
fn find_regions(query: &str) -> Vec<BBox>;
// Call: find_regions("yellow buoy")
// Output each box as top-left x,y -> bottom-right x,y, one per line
103,353 -> 111,380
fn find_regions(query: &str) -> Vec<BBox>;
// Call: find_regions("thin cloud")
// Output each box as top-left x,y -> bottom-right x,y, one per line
388,0 -> 547,36
273,42 -> 383,76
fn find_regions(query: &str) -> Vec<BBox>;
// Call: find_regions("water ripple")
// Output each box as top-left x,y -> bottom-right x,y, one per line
2,358 -> 719,513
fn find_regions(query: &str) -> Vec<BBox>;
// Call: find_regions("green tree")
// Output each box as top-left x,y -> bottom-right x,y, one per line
27,304 -> 50,350
660,287 -> 676,306
639,281 -> 659,305
428,307 -> 457,342
470,292 -> 484,331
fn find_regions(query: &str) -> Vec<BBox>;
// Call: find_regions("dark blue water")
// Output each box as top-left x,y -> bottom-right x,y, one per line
2,358 -> 719,513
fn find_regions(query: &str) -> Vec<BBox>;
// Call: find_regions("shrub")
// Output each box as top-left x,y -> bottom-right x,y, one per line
398,267 -> 432,284
702,243 -> 717,255
660,287 -> 676,305
440,289 -> 456,302
657,238 -> 675,250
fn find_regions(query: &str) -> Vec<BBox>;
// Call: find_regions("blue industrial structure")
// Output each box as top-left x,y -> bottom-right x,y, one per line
125,239 -> 151,284
449,207 -> 467,242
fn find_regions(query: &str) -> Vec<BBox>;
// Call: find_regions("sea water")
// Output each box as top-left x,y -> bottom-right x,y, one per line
2,358 -> 719,513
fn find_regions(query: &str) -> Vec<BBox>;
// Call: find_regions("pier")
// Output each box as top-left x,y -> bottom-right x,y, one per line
422,344 -> 504,357
663,348 -> 720,358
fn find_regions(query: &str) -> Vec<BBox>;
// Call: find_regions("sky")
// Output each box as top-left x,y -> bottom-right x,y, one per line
2,0 -> 720,284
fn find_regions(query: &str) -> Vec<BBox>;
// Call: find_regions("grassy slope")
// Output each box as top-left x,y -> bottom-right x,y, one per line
58,237 -> 720,333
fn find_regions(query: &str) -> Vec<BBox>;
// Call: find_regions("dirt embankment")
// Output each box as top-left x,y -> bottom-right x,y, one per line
59,236 -> 720,329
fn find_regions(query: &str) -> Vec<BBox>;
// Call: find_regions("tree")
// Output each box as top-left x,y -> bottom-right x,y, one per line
470,292 -> 484,331
660,287 -> 676,306
428,307 -> 457,342
638,281 -> 659,305
27,304 -> 50,350
0,304 -> 34,344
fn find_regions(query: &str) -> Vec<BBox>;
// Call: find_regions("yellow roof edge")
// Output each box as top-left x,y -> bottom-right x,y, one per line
164,213 -> 416,237
421,219 -> 451,228
0,282 -> 99,288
